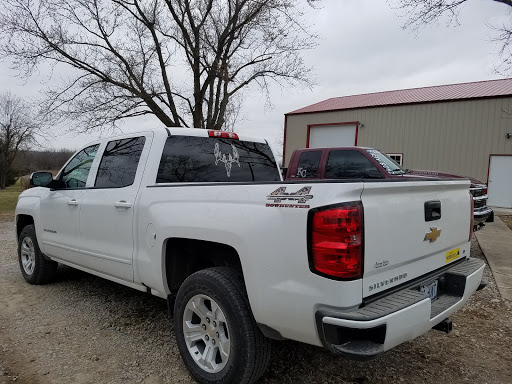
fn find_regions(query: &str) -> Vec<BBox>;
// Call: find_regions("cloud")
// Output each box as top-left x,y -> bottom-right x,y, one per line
0,0 -> 509,152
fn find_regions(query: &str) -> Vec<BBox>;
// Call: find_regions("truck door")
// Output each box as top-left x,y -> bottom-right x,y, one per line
39,144 -> 100,263
77,134 -> 152,281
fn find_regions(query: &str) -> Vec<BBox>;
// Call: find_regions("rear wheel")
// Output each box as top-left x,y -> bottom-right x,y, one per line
174,267 -> 271,384
18,224 -> 58,284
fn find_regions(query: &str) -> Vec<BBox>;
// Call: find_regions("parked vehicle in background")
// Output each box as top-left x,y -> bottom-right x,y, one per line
16,130 -> 484,384
285,147 -> 493,230
407,170 -> 493,230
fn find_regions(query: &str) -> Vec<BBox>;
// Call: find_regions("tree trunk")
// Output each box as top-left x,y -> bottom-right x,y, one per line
0,170 -> 6,190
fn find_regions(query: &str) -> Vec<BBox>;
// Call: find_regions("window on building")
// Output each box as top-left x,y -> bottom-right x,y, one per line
296,151 -> 321,178
60,144 -> 100,189
325,150 -> 383,179
387,153 -> 403,166
95,136 -> 146,188
156,136 -> 280,183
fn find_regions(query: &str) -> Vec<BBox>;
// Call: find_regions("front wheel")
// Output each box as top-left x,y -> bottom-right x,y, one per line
18,224 -> 58,284
174,267 -> 271,384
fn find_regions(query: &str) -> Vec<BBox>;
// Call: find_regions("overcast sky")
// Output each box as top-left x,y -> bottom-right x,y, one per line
1,0 -> 509,154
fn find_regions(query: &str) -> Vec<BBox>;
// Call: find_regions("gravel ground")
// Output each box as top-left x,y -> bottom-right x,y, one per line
1,215 -> 511,384
499,215 -> 512,231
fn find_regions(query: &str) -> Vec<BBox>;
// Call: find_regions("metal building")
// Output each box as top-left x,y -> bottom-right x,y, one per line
283,78 -> 512,208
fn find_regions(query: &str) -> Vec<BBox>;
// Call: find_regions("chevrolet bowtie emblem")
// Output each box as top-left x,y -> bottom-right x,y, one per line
424,227 -> 441,243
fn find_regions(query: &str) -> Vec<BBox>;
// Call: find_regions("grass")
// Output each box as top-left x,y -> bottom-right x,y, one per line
499,215 -> 512,231
0,180 -> 23,215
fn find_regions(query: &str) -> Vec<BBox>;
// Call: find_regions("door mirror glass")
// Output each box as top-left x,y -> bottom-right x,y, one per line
30,172 -> 53,187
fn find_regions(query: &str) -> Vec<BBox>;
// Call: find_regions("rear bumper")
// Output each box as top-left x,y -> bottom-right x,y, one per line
474,207 -> 493,225
315,258 -> 485,360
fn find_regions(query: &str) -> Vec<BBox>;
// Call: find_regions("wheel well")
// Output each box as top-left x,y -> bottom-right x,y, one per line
16,215 -> 34,241
165,238 -> 243,293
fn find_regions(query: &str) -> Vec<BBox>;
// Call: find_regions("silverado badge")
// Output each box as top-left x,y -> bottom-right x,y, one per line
424,227 -> 441,243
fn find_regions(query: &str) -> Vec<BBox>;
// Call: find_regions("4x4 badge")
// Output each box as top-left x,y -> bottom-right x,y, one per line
424,227 -> 441,242
267,187 -> 313,204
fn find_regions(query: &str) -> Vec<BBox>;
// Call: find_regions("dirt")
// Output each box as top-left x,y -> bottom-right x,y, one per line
499,215 -> 512,231
0,217 -> 511,384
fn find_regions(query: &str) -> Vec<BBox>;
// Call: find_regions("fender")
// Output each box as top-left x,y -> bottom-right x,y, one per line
15,189 -> 44,250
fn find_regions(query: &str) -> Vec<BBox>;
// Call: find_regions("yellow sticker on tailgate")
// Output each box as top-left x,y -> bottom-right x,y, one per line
446,248 -> 461,263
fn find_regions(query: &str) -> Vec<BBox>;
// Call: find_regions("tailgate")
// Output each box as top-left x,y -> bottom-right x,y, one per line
361,180 -> 471,298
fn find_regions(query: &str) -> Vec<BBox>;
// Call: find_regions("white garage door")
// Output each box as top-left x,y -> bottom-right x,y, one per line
309,124 -> 357,148
487,155 -> 512,208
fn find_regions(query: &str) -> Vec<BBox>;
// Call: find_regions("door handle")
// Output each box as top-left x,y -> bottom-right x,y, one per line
68,199 -> 79,206
114,200 -> 132,209
425,200 -> 441,222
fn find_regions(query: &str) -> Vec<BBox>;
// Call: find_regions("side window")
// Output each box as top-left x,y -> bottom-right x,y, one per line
95,136 -> 146,188
325,150 -> 382,179
296,151 -> 321,178
60,144 -> 100,189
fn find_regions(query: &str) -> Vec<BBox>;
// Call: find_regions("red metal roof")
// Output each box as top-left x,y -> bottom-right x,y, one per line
287,78 -> 512,115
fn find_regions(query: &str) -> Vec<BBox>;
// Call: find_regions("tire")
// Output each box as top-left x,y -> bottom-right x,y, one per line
174,267 -> 271,384
18,224 -> 58,284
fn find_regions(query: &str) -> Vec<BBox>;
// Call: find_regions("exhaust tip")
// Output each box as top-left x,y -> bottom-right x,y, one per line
433,318 -> 453,334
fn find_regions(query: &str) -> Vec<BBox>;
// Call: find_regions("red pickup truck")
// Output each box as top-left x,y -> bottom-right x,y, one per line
284,147 -> 493,230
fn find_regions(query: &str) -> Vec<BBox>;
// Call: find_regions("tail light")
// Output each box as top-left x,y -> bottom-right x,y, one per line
469,194 -> 474,241
308,203 -> 363,280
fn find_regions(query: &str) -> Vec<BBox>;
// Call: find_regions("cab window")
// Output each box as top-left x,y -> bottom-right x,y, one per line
325,150 -> 382,179
60,144 -> 99,188
156,136 -> 280,183
95,136 -> 146,188
295,151 -> 321,178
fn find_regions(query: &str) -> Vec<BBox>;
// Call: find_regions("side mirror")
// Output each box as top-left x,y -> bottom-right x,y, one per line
30,172 -> 54,187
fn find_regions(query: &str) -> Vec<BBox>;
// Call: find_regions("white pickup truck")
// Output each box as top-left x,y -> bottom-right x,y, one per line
15,128 -> 485,384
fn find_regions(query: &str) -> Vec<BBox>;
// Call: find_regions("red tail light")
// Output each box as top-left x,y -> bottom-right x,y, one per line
469,194 -> 474,241
309,203 -> 363,279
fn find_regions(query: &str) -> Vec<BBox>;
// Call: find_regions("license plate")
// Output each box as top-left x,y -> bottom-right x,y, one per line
420,280 -> 439,301
446,248 -> 461,263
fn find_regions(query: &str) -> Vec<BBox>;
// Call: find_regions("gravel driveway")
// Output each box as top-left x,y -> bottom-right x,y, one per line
1,216 -> 511,384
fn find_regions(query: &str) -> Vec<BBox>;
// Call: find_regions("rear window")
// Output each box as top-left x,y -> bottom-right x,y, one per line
156,135 -> 280,183
295,151 -> 321,178
325,150 -> 382,179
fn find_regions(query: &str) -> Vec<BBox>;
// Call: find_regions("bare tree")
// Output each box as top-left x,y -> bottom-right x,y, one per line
13,148 -> 75,175
0,0 -> 320,132
389,0 -> 512,72
0,92 -> 38,189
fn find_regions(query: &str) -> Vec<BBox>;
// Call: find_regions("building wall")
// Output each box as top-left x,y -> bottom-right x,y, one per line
284,97 -> 512,182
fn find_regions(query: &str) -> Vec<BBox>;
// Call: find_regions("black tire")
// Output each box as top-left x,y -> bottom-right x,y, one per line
18,224 -> 58,284
174,267 -> 271,384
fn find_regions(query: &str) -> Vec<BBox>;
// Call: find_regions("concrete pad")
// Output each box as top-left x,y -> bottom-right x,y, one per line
475,217 -> 512,300
493,271 -> 512,289
490,206 -> 512,215
497,287 -> 512,302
